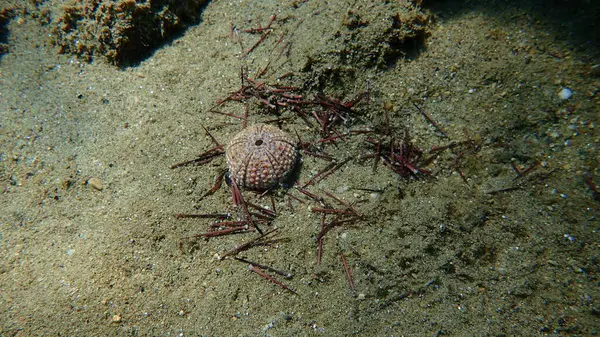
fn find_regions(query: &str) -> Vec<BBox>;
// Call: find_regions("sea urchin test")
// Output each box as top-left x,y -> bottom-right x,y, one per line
225,124 -> 298,190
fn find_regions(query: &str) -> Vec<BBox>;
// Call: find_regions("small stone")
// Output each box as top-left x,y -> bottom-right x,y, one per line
87,177 -> 103,191
558,87 -> 572,100
112,314 -> 121,323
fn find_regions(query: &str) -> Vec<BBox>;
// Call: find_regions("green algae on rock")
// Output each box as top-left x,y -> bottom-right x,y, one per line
50,0 -> 208,66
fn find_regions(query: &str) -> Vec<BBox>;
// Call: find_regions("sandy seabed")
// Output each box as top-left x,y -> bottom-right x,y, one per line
1,0 -> 599,335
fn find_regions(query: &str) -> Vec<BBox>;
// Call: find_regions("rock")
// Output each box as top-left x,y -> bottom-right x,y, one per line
87,177 -> 103,191
50,0 -> 208,65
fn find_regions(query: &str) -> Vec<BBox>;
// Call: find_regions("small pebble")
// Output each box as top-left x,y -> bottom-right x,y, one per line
558,87 -> 572,100
87,177 -> 103,191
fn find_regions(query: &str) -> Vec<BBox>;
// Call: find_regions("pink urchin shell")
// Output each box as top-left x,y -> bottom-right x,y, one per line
225,124 -> 298,190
